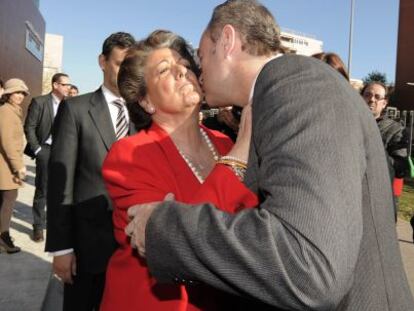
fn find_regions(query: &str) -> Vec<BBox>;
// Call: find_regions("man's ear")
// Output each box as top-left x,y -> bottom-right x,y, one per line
98,54 -> 106,71
220,24 -> 237,58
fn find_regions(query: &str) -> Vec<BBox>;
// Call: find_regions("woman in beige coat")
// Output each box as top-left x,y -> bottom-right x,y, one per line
0,78 -> 29,254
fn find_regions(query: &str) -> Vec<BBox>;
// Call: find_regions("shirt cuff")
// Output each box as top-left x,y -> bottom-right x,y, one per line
34,147 -> 41,155
49,249 -> 74,257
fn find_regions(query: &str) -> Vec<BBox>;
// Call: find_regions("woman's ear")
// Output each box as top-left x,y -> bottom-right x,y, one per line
140,97 -> 155,114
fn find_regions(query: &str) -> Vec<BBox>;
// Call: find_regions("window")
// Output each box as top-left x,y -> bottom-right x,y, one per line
25,21 -> 43,62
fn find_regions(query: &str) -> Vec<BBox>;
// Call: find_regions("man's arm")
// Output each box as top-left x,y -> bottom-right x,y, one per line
46,100 -> 79,284
24,98 -> 42,154
46,100 -> 78,252
144,59 -> 366,309
387,124 -> 409,178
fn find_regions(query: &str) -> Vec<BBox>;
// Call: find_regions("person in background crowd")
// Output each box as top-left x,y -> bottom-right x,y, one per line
24,73 -> 71,242
361,81 -> 409,221
68,85 -> 79,97
312,52 -> 350,81
100,29 -> 257,311
201,105 -> 241,141
46,32 -> 135,311
124,0 -> 413,309
0,79 -> 4,97
411,212 -> 414,243
0,78 -> 29,254
0,78 -> 5,233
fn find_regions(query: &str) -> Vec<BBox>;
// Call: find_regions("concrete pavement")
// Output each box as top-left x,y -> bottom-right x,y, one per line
0,157 -> 56,311
0,156 -> 413,310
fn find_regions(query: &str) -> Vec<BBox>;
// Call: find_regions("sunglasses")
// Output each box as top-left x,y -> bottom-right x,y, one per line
57,82 -> 71,87
362,92 -> 386,101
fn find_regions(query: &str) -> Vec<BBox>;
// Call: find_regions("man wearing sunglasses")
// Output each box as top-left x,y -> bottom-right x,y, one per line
361,81 -> 409,222
24,72 -> 71,242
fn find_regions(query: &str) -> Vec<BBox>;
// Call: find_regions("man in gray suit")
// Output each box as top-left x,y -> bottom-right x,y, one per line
24,73 -> 71,242
126,0 -> 413,309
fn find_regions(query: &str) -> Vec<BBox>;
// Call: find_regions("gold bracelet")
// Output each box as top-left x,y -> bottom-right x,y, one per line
220,156 -> 247,166
217,158 -> 247,169
217,161 -> 246,181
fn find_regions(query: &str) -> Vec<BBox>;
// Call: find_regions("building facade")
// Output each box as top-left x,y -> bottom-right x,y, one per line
281,28 -> 323,56
395,0 -> 414,110
42,34 -> 64,94
0,0 -> 45,111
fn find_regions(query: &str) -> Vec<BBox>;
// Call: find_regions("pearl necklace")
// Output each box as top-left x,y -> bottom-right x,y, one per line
177,128 -> 219,183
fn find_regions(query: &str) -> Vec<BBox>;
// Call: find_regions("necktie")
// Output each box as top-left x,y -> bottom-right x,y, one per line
112,99 -> 128,140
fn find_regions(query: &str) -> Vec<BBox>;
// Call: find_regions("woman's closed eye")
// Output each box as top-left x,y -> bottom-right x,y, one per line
159,66 -> 169,75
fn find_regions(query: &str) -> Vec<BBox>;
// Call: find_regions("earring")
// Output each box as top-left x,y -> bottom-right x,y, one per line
147,105 -> 155,114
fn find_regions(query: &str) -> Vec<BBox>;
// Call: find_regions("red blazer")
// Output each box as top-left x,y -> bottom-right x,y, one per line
100,123 -> 258,311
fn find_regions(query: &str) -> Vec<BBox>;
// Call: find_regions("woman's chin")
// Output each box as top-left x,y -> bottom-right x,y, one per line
185,93 -> 202,107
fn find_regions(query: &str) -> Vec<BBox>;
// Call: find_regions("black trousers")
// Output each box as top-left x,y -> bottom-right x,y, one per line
33,145 -> 50,230
63,272 -> 105,311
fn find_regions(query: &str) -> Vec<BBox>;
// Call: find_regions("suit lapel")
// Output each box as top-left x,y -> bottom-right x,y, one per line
46,93 -> 54,124
88,89 -> 116,151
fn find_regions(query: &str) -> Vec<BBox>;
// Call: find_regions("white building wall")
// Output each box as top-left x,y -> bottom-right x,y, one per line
281,28 -> 323,56
42,33 -> 63,94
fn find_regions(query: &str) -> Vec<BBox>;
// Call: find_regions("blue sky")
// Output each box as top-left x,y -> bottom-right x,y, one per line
39,0 -> 399,94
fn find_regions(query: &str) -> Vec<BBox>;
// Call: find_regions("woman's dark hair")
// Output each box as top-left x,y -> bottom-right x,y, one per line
312,52 -> 349,81
0,94 -> 11,105
118,30 -> 200,130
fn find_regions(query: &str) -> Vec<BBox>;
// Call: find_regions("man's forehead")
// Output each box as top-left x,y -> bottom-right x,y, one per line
367,85 -> 386,94
60,76 -> 70,83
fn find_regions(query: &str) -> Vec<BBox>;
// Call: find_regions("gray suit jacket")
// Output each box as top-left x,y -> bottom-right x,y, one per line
145,55 -> 413,310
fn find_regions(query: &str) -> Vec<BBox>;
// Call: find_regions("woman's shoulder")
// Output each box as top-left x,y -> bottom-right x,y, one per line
0,104 -> 18,122
0,103 -> 11,113
105,129 -> 165,169
108,130 -> 152,155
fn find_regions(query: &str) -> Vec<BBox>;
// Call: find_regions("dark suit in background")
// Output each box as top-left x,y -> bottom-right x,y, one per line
145,56 -> 414,309
24,93 -> 55,233
46,88 -> 135,310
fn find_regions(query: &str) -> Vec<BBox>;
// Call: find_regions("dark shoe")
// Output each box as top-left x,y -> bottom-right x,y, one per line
33,228 -> 44,242
0,231 -> 21,254
410,216 -> 414,243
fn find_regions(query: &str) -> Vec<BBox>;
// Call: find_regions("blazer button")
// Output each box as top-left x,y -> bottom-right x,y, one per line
173,277 -> 180,284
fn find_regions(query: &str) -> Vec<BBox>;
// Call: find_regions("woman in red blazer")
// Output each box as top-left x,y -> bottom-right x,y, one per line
100,30 -> 257,311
